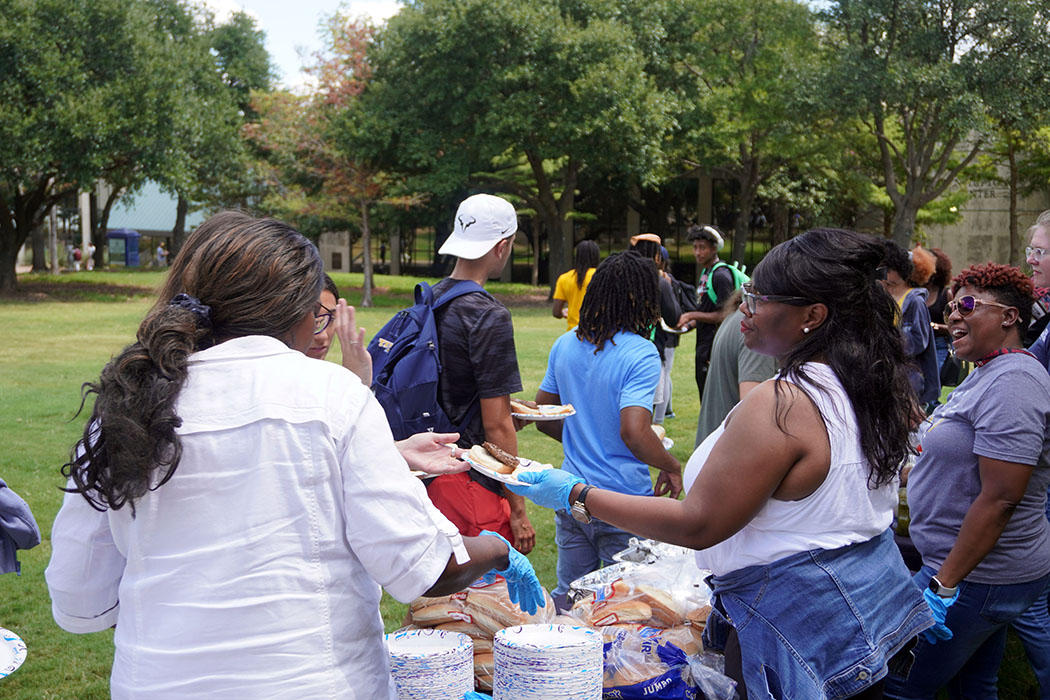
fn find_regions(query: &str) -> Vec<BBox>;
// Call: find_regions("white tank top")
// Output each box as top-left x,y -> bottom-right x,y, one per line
684,362 -> 897,576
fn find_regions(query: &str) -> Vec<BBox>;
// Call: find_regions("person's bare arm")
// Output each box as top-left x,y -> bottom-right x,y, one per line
481,396 -> 536,554
677,310 -> 723,328
552,299 -> 568,320
565,381 -> 829,550
620,406 -> 682,498
534,389 -> 564,442
933,457 -> 1034,588
738,381 -> 761,400
424,534 -> 509,596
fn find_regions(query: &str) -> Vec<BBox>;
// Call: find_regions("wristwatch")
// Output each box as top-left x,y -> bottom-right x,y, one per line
928,576 -> 958,599
570,485 -> 594,524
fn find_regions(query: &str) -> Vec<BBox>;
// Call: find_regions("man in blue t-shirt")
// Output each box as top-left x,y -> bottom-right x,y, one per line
529,250 -> 682,608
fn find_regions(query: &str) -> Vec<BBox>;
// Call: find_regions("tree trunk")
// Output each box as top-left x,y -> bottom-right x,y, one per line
732,175 -> 757,264
1007,142 -> 1019,266
891,200 -> 920,248
31,222 -> 48,271
360,202 -> 374,307
171,194 -> 189,258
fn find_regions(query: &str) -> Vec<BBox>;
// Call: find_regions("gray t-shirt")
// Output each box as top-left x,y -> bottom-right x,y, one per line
695,309 -> 778,445
909,353 -> 1050,584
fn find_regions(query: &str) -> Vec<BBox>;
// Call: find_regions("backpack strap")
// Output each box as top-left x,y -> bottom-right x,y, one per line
428,279 -> 489,309
426,279 -> 488,434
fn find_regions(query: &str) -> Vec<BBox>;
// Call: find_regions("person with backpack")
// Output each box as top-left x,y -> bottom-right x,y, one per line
675,225 -> 743,399
395,194 -> 535,554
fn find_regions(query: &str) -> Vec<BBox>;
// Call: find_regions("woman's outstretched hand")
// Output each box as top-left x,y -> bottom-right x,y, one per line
506,469 -> 584,511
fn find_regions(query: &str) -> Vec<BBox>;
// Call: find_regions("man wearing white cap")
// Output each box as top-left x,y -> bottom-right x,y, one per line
424,194 -> 536,554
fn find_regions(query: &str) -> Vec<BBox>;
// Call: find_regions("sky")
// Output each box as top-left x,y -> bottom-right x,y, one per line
203,0 -> 403,90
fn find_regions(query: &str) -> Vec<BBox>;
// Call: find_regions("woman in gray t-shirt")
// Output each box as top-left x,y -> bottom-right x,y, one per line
887,263 -> 1050,699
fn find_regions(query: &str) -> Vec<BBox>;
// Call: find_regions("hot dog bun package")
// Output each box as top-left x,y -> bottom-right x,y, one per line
563,540 -> 737,700
405,576 -> 555,691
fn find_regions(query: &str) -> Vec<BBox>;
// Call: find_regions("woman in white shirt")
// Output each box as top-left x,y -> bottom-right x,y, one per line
46,211 -> 541,700
512,228 -> 933,699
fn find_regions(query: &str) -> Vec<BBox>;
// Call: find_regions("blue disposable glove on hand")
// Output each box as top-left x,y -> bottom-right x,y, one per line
920,586 -> 959,644
478,530 -> 545,616
505,468 -> 585,512
463,692 -> 492,700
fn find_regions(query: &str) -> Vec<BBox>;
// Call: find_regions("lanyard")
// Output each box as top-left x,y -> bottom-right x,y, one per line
974,347 -> 1036,367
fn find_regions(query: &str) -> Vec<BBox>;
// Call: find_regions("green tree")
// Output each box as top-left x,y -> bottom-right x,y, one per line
674,0 -> 825,263
363,0 -> 675,283
823,0 -> 1047,247
0,0 -> 199,289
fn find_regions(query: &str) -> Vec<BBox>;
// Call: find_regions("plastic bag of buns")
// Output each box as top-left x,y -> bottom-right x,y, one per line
601,624 -> 701,699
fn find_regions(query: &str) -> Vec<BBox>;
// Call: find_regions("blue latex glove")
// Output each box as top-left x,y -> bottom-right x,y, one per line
478,530 -> 545,616
463,693 -> 492,700
505,468 -> 584,511
920,586 -> 959,644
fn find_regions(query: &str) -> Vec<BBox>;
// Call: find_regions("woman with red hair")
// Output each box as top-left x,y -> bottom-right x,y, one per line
886,263 -> 1050,699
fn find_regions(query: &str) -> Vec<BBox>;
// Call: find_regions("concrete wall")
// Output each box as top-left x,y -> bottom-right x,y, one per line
924,178 -> 1049,270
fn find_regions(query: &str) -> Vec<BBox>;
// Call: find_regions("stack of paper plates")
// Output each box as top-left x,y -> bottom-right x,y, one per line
493,624 -> 603,699
385,629 -> 474,700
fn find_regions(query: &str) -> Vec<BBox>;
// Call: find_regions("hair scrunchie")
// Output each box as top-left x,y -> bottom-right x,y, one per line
169,293 -> 213,331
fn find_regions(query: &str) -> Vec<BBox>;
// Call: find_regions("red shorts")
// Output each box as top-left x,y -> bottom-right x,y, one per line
426,472 -> 514,545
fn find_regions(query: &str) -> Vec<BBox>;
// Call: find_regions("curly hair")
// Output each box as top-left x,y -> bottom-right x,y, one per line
909,246 -> 935,287
576,250 -> 659,353
752,228 -> 914,488
951,263 -> 1035,330
928,248 -> 952,289
64,212 -> 323,513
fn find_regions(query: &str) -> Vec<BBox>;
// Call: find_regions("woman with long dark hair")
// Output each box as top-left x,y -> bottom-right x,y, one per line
552,239 -> 600,330
513,229 -> 933,699
45,212 -> 541,699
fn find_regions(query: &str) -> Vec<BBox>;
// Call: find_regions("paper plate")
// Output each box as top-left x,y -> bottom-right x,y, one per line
0,628 -> 27,679
511,404 -> 576,421
466,455 -> 554,486
409,470 -> 439,480
660,319 -> 693,335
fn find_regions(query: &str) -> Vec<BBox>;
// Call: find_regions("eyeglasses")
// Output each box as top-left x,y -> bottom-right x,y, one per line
314,303 -> 334,335
875,266 -> 888,280
1027,246 -> 1047,262
943,295 -> 1012,322
740,283 -> 813,314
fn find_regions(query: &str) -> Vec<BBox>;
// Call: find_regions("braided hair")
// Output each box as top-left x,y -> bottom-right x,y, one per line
576,250 -> 660,353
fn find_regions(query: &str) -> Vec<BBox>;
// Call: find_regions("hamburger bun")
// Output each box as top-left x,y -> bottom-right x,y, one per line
651,424 -> 666,442
510,398 -> 542,415
468,445 -> 517,474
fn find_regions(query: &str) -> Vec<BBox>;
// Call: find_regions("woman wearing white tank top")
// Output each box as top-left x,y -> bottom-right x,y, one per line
511,228 -> 935,699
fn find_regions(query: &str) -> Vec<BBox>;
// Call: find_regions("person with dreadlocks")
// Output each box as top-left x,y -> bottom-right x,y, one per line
528,250 -> 683,610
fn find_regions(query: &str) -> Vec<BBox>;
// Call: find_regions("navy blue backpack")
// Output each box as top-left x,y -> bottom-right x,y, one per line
367,280 -> 486,440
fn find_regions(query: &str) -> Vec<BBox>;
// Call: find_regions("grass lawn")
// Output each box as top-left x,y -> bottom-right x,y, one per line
0,270 -> 1038,698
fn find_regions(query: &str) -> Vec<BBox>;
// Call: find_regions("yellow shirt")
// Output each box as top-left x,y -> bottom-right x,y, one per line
553,267 -> 596,330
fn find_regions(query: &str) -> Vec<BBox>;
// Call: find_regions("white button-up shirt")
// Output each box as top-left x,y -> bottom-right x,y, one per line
46,336 -> 458,699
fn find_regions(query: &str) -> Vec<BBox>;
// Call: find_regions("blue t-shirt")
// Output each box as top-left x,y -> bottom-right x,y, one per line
540,330 -> 661,496
908,353 -> 1050,584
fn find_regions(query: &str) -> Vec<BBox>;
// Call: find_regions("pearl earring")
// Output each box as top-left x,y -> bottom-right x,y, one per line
803,327 -> 810,334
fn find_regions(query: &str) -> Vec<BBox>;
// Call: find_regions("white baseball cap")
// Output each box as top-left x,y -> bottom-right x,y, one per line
438,194 -> 518,260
